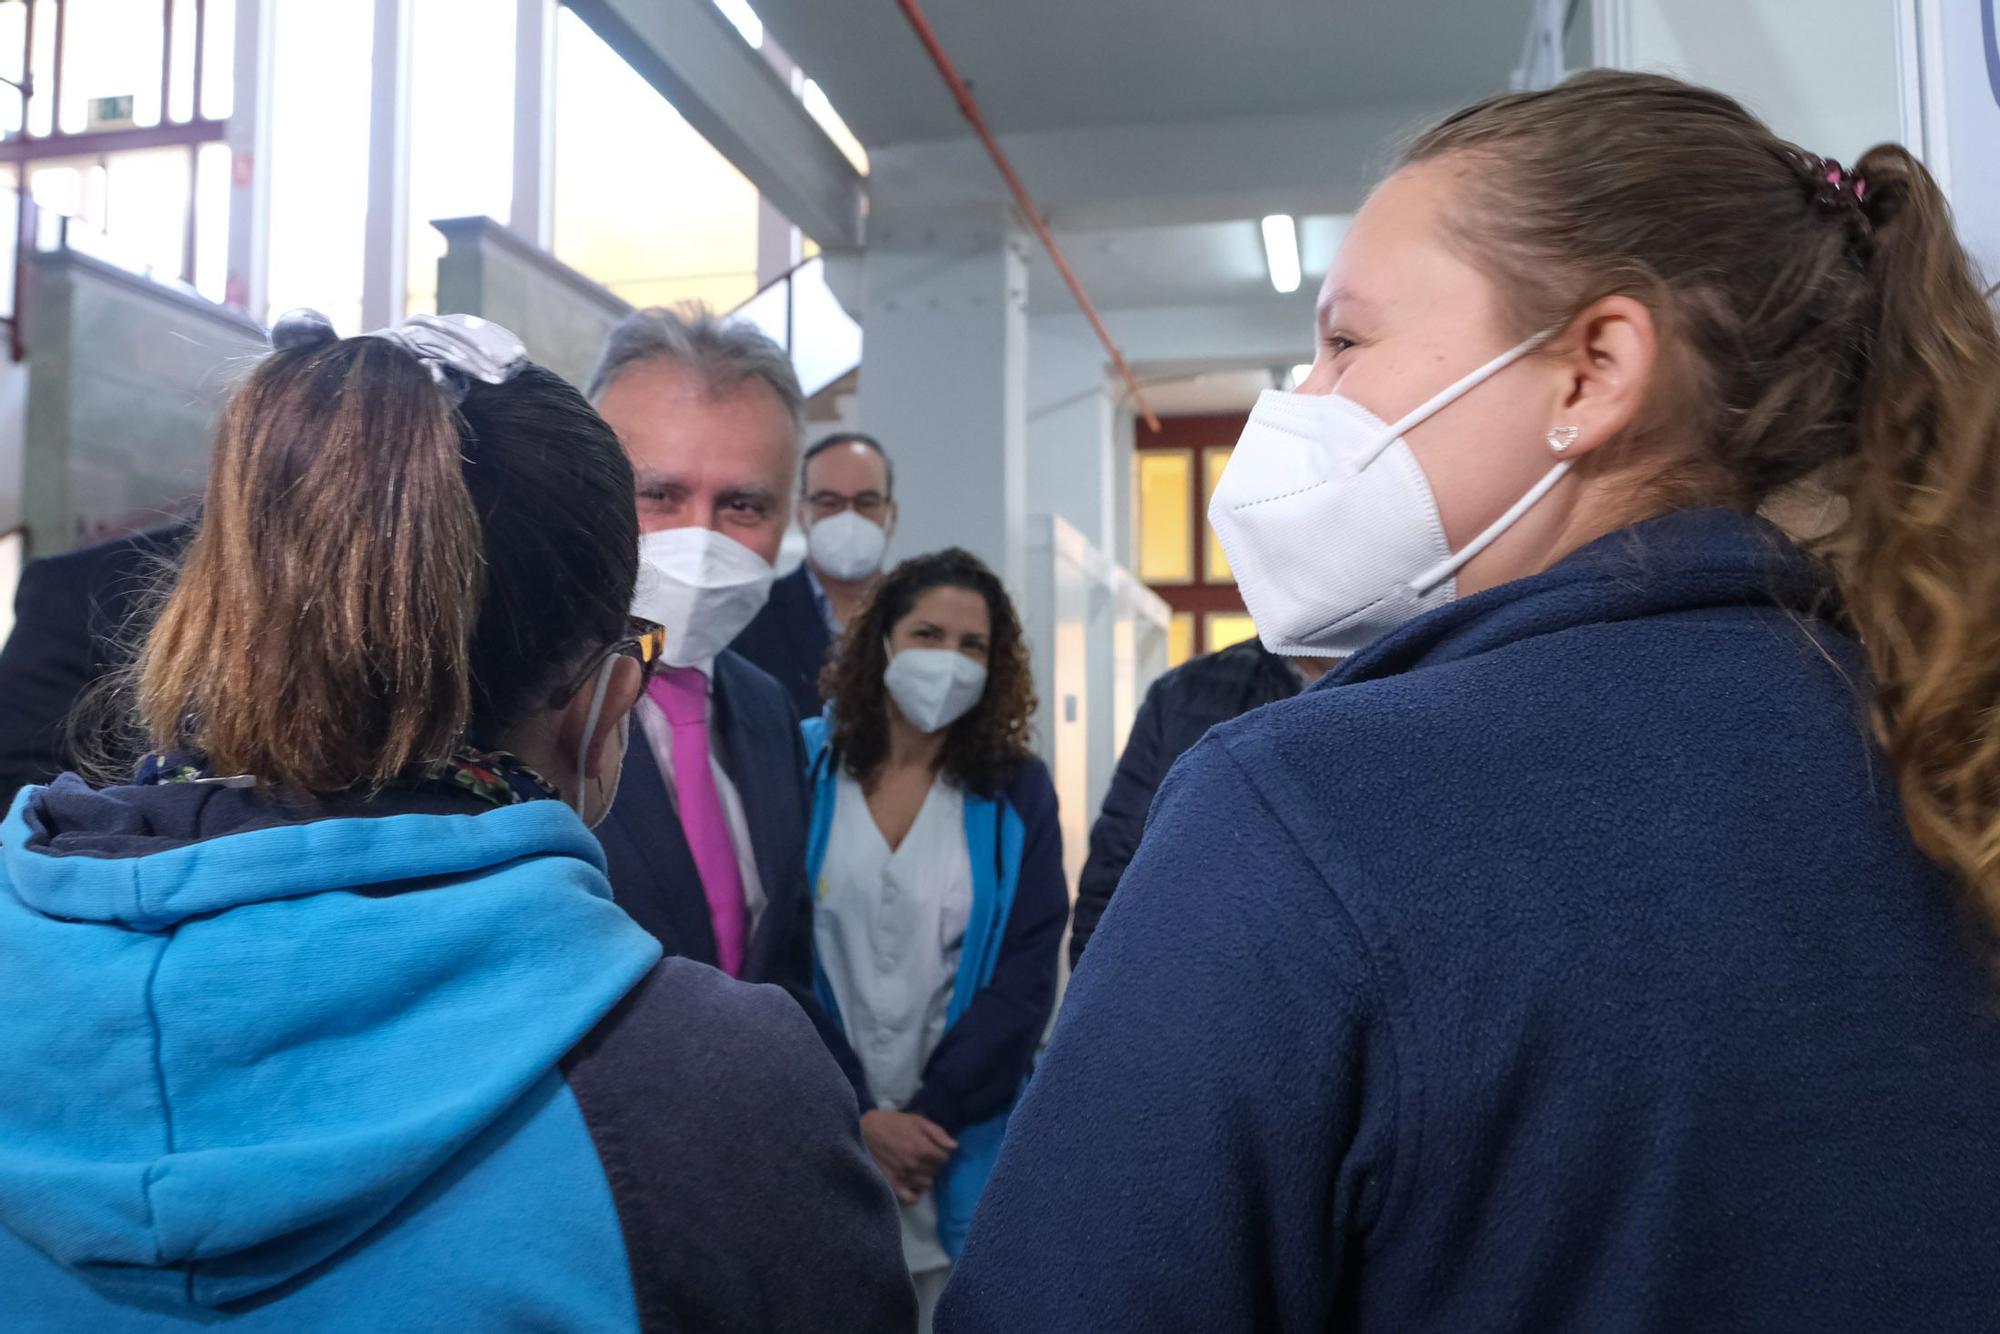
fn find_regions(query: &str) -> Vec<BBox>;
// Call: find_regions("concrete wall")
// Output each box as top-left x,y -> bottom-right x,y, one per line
433,215 -> 634,391
857,200 -> 1030,593
0,358 -> 29,539
1597,0 -> 1904,160
1026,317 -> 1116,554
21,251 -> 267,557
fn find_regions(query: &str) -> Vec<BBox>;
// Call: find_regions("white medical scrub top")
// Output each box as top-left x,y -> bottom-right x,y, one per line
814,769 -> 973,1275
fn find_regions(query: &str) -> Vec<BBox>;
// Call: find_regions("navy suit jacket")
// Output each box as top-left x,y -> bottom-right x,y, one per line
596,648 -> 864,1095
730,566 -> 835,721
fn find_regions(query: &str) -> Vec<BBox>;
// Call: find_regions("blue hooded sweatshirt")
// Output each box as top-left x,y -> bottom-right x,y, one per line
940,508 -> 2000,1333
0,775 -> 915,1331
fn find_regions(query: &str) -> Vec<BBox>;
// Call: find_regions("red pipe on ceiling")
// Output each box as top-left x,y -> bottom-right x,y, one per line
892,0 -> 1162,433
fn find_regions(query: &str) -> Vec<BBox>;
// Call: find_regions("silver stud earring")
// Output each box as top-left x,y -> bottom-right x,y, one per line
1546,425 -> 1580,455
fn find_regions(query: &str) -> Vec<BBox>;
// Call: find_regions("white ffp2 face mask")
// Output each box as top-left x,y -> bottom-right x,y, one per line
883,647 -> 988,734
632,527 -> 776,668
806,510 -> 890,581
1207,331 -> 1568,658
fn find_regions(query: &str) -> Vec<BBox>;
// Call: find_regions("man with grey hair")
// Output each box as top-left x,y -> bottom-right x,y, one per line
590,305 -> 867,1101
589,304 -> 806,554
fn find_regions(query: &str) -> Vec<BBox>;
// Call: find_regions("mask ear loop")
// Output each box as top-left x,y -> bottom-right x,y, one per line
1355,332 -> 1554,471
1407,459 -> 1573,595
1351,324 -> 1569,596
572,653 -> 621,819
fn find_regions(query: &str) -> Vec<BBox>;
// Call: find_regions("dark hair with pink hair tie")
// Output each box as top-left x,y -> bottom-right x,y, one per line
1805,153 -> 1868,213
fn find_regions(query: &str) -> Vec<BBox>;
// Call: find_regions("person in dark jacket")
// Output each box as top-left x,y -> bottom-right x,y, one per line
734,432 -> 898,719
1068,637 -> 1334,967
941,73 -> 2000,1332
803,549 -> 1065,1332
0,311 -> 912,1331
588,307 -> 867,1098
0,521 -> 190,807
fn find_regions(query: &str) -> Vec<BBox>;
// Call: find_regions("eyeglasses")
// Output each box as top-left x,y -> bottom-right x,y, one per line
805,489 -> 891,521
617,619 -> 669,681
553,618 -> 668,705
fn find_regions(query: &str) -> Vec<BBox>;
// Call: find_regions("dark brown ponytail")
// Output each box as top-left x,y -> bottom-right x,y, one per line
138,339 -> 482,793
135,339 -> 638,795
1402,71 -> 2000,925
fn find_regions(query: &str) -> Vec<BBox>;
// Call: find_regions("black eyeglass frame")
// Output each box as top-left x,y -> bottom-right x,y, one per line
803,488 -> 893,520
550,617 -> 668,707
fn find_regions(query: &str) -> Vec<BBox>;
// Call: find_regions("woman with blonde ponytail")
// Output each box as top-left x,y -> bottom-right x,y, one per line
943,73 -> 2000,1333
0,313 -> 911,1331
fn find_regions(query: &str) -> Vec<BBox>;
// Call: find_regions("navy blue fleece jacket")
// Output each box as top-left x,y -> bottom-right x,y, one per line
940,508 -> 2000,1333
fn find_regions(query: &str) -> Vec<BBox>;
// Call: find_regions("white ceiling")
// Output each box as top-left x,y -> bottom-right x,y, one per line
750,0 -> 1527,384
1025,212 -> 1348,314
1027,219 -> 1262,314
755,0 -> 1537,146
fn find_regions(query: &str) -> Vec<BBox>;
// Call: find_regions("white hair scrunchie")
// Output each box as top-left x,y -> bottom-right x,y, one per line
268,308 -> 528,405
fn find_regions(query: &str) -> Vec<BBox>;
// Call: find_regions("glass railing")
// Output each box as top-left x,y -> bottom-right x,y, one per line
730,254 -> 861,397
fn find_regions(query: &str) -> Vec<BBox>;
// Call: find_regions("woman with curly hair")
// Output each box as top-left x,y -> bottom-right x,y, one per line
802,547 -> 1066,1329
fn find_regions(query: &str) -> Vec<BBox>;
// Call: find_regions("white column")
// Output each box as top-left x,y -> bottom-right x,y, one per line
858,199 -> 1029,593
224,0 -> 274,319
1026,314 -> 1116,551
757,199 -> 802,287
510,0 -> 557,248
360,0 -> 412,329
1112,400 -> 1137,572
1894,0 -> 2000,276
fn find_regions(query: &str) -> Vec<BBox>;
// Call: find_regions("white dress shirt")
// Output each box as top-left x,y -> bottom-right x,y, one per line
814,769 -> 972,1276
633,656 -> 767,940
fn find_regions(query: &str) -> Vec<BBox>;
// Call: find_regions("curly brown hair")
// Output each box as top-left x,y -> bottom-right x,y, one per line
819,547 -> 1036,798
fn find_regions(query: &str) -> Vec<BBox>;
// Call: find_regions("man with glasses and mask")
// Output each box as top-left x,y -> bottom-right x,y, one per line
734,432 -> 897,719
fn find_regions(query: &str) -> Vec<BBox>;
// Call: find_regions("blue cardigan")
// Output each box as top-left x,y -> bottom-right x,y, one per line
940,509 -> 2000,1332
802,716 -> 1067,1258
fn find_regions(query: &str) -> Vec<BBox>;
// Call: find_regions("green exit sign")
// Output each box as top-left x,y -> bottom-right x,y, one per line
86,95 -> 134,127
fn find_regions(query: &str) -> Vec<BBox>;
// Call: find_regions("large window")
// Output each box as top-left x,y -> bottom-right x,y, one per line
1136,451 -> 1193,585
264,0 -> 372,333
0,0 -> 235,302
29,144 -> 226,295
57,0 -> 165,132
404,0 -> 514,316
550,7 -> 759,312
1134,416 -> 1255,666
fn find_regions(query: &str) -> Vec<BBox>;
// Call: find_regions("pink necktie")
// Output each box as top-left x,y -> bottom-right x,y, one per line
649,668 -> 747,977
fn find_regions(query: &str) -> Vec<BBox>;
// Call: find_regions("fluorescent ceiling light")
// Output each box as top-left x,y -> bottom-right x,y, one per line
1261,214 -> 1301,294
713,0 -> 764,48
802,78 -> 869,174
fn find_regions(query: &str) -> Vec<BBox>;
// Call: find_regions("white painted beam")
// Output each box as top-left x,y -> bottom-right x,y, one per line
563,0 -> 865,250
360,0 -> 413,330
225,0 -> 274,319
511,0 -> 557,248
